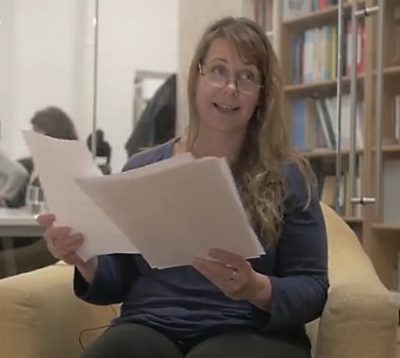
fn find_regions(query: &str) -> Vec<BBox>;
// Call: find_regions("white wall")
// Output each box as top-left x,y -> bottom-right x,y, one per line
97,0 -> 178,171
0,0 -> 95,159
0,0 -> 178,172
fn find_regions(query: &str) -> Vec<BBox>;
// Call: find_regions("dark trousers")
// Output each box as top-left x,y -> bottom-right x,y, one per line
80,323 -> 311,358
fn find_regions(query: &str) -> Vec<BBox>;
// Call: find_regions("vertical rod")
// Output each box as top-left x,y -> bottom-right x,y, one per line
335,0 -> 344,213
91,0 -> 100,159
349,0 -> 359,216
374,0 -> 384,217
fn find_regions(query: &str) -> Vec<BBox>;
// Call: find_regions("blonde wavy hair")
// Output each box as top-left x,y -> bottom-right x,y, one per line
186,17 -> 315,246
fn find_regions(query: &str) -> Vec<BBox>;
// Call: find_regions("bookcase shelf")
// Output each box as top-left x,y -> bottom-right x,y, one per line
302,149 -> 363,159
372,223 -> 400,232
382,144 -> 400,153
344,217 -> 363,224
284,76 -> 364,97
383,65 -> 400,77
282,1 -> 366,29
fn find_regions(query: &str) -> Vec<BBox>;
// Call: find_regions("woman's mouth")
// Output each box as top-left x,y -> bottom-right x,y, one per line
213,103 -> 240,113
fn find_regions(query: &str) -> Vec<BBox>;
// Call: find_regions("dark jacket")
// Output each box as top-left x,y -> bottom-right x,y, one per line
125,74 -> 176,157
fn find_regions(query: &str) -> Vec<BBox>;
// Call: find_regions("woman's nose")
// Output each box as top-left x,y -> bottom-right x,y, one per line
223,79 -> 239,95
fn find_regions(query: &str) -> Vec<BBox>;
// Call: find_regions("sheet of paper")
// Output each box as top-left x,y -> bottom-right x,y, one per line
76,157 -> 265,268
23,131 -> 138,260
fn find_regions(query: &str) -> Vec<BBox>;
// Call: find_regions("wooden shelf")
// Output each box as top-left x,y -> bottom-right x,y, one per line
383,66 -> 400,77
302,149 -> 363,159
301,145 -> 400,159
372,223 -> 400,231
282,1 -> 366,29
283,5 -> 346,29
284,75 -> 364,97
344,217 -> 363,224
382,144 -> 400,153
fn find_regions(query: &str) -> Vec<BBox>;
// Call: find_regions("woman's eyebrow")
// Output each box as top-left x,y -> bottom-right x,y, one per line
208,57 -> 228,64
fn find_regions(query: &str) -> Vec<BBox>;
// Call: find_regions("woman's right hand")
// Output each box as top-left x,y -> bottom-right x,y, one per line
38,213 -> 85,266
37,213 -> 98,284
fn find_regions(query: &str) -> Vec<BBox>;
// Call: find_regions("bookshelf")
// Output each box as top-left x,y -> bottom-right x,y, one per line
268,0 -> 400,289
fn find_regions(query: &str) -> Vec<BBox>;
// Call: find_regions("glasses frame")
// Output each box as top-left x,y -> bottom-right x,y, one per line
198,63 -> 263,95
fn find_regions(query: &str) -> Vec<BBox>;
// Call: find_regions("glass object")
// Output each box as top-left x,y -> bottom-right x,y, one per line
25,184 -> 46,216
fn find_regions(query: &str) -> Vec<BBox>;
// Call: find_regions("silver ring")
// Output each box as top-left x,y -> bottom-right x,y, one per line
229,269 -> 237,281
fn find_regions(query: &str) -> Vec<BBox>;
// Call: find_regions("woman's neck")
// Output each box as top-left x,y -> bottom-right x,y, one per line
179,129 -> 246,164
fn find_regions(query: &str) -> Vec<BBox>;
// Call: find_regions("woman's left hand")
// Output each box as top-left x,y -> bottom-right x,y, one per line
192,248 -> 272,311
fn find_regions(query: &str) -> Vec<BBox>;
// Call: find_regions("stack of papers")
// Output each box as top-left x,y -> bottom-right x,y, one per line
24,131 -> 264,268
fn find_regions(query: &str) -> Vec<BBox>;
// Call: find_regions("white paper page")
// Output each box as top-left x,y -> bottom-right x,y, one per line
23,131 -> 137,260
76,157 -> 265,268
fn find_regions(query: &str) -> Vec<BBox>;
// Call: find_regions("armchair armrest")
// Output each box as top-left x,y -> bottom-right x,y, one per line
0,263 -> 118,358
313,204 -> 397,358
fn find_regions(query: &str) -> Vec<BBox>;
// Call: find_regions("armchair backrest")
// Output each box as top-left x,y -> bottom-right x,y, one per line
309,203 -> 397,358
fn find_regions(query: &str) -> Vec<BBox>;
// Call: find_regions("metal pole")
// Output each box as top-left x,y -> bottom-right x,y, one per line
91,0 -> 100,159
348,0 -> 358,217
374,0 -> 385,217
335,0 -> 344,213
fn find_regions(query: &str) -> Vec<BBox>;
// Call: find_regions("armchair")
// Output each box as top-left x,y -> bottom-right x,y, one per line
0,203 -> 397,358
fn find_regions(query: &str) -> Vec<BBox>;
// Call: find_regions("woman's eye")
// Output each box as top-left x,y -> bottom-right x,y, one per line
240,71 -> 256,82
211,66 -> 227,75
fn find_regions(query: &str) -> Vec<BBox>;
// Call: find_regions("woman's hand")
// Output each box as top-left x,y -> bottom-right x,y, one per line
192,248 -> 272,311
37,213 -> 98,284
37,213 -> 85,266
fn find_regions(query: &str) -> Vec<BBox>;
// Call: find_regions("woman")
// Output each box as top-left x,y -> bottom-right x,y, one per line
39,17 -> 328,358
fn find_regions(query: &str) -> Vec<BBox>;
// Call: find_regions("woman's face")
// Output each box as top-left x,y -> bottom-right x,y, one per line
195,38 -> 261,135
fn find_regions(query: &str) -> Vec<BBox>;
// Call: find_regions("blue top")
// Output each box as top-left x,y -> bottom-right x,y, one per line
74,139 -> 328,343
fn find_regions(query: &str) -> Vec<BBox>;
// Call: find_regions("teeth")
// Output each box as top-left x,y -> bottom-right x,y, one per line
217,104 -> 236,110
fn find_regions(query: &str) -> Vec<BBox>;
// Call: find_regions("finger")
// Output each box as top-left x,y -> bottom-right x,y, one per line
37,213 -> 56,228
60,252 -> 85,266
56,241 -> 83,259
44,226 -> 72,243
54,233 -> 84,252
208,248 -> 246,268
209,248 -> 243,262
193,257 -> 233,281
193,259 -> 236,293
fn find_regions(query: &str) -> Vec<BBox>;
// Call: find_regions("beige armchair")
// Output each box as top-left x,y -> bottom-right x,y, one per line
0,203 -> 397,358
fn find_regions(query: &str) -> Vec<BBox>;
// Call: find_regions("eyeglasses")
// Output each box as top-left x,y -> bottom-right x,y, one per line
198,63 -> 262,94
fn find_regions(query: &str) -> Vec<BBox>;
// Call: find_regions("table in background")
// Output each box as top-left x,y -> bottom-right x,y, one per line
0,207 -> 45,276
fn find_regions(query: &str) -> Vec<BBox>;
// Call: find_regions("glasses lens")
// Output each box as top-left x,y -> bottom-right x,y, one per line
237,81 -> 253,94
205,71 -> 226,87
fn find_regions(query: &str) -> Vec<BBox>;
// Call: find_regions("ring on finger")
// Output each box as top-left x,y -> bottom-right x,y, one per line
225,264 -> 238,281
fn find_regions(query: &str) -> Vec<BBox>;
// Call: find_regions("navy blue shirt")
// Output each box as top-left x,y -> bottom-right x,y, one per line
74,139 -> 328,342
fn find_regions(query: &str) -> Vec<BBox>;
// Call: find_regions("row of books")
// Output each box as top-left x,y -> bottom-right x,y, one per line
292,94 -> 364,151
253,0 -> 274,33
291,21 -> 365,84
292,26 -> 337,83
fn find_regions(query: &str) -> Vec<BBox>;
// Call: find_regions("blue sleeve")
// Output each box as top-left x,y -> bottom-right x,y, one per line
74,254 -> 141,305
73,148 -> 165,305
254,163 -> 329,331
